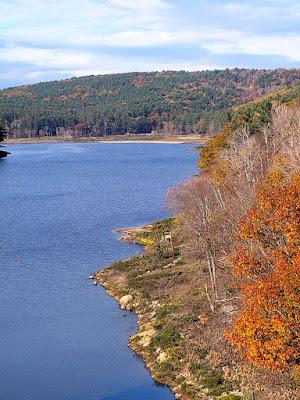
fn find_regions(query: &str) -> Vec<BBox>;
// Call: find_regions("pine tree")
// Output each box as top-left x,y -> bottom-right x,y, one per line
0,119 -> 7,142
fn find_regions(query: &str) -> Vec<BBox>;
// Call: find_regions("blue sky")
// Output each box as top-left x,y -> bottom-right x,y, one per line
1,0 -> 300,88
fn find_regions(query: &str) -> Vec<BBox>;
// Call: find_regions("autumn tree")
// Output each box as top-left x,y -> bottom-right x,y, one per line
229,171 -> 300,372
198,132 -> 229,172
229,251 -> 300,372
169,173 -> 237,311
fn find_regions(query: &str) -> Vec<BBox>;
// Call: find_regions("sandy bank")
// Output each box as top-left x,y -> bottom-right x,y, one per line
5,135 -> 208,145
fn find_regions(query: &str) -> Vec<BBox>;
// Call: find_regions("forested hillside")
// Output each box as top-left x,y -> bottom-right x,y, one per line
96,85 -> 300,399
2,68 -> 300,138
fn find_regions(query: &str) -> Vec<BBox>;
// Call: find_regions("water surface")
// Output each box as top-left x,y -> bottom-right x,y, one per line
0,143 -> 197,400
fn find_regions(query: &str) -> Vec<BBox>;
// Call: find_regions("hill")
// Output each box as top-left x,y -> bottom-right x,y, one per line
95,87 -> 300,400
2,68 -> 300,138
199,83 -> 300,171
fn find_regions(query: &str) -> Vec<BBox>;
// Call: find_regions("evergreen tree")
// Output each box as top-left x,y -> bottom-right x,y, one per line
0,119 -> 6,142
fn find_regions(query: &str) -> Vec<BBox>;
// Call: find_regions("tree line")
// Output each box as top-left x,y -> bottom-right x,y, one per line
1,68 -> 300,138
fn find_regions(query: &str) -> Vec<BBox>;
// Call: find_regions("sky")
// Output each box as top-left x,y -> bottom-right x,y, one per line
1,0 -> 300,88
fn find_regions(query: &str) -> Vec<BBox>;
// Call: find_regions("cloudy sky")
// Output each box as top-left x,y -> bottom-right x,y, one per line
0,0 -> 300,88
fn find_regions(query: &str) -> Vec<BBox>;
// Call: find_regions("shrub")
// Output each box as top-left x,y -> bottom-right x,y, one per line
150,326 -> 182,350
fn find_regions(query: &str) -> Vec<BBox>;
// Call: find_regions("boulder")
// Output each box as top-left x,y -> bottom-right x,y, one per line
119,294 -> 133,310
136,328 -> 156,347
157,351 -> 168,363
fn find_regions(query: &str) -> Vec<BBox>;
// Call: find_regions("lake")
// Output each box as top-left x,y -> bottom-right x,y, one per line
0,142 -> 198,400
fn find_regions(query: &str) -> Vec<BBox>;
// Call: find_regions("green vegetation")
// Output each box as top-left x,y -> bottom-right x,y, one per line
150,326 -> 182,350
0,119 -> 6,142
0,118 -> 9,158
229,84 -> 300,134
95,218 -> 242,399
94,85 -> 300,399
2,68 -> 300,138
199,83 -> 300,172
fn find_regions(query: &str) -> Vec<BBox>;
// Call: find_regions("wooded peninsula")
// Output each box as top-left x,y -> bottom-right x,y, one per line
95,83 -> 300,400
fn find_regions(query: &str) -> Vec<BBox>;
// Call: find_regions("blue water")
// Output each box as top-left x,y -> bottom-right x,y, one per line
0,143 -> 198,400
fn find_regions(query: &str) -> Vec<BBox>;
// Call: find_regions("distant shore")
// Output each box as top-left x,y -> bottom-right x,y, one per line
5,134 -> 209,145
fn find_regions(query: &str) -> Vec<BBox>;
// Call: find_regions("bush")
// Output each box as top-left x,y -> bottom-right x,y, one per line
150,326 -> 182,350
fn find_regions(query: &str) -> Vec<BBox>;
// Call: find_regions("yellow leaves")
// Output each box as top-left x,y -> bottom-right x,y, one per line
210,159 -> 231,186
138,237 -> 155,247
198,133 -> 229,173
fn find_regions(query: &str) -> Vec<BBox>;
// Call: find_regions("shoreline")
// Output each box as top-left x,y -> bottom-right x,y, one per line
5,135 -> 208,145
114,225 -> 154,243
94,219 -> 245,400
95,222 -> 179,397
96,274 -> 178,397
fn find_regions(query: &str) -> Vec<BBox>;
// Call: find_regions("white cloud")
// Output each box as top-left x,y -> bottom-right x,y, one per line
205,34 -> 300,62
1,0 -> 300,87
0,46 -> 90,68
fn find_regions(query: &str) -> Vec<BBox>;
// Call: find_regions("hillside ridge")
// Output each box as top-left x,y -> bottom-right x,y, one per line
2,68 -> 300,138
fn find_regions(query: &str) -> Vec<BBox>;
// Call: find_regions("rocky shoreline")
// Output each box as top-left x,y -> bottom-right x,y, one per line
94,222 -> 180,397
93,217 -> 300,400
93,219 -> 246,400
95,273 -> 178,394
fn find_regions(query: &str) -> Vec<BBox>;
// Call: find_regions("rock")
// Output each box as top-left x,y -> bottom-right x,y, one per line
222,366 -> 231,380
135,328 -> 156,347
119,294 -> 133,310
92,280 -> 97,286
157,351 -> 168,363
174,257 -> 181,265
230,391 -> 244,397
0,150 -> 9,158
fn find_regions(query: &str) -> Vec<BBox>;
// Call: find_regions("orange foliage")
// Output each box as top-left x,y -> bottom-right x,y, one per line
229,251 -> 300,371
238,170 -> 300,261
74,123 -> 88,133
231,247 -> 269,278
229,171 -> 300,371
198,133 -> 229,172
